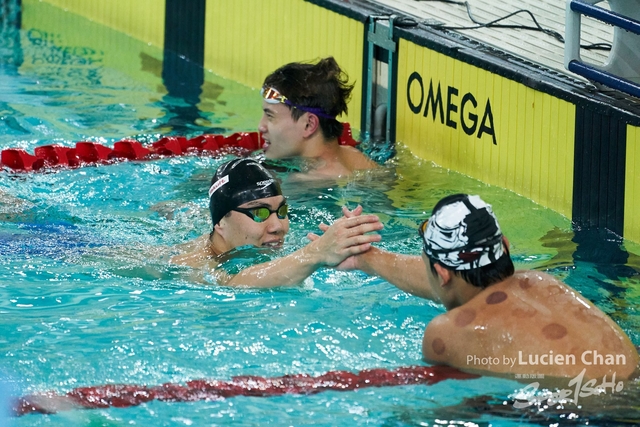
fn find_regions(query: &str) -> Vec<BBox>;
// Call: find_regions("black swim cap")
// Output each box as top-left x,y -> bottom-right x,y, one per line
208,158 -> 283,227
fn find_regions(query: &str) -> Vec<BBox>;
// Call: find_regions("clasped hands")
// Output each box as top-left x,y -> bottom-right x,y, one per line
306,205 -> 380,269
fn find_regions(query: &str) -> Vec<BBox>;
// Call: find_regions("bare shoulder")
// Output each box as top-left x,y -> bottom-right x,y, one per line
509,270 -> 599,309
170,234 -> 216,268
339,145 -> 378,170
421,270 -> 640,378
422,313 -> 450,362
512,269 -> 564,285
422,311 -> 474,366
174,234 -> 209,251
484,269 -> 576,298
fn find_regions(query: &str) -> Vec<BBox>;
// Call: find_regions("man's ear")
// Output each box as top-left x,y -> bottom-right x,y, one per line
502,235 -> 510,251
213,221 -> 225,238
302,113 -> 320,137
433,263 -> 452,285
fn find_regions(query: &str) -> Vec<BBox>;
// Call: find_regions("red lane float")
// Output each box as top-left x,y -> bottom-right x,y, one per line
0,123 -> 358,172
34,145 -> 79,167
13,365 -> 478,416
1,149 -> 46,171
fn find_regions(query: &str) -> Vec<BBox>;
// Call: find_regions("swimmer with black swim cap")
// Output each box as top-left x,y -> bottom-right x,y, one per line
171,158 -> 384,288
336,194 -> 640,382
207,158 -> 289,252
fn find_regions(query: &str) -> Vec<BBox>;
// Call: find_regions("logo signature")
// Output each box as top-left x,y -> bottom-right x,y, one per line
256,179 -> 274,189
208,175 -> 229,197
513,368 -> 624,408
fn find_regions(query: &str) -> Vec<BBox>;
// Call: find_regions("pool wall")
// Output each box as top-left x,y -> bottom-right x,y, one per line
21,0 -> 165,89
27,0 -> 165,48
25,0 -> 640,243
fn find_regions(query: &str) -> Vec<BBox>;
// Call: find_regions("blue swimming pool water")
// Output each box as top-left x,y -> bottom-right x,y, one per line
2,2 -> 640,426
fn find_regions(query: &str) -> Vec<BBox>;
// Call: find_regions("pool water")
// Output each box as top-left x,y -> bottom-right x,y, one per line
2,2 -> 640,426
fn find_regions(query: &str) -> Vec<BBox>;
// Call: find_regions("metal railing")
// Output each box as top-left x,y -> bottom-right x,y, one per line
565,0 -> 640,98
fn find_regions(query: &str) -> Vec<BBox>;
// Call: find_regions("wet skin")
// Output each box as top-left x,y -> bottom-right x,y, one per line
215,195 -> 289,252
422,269 -> 640,381
258,101 -> 377,178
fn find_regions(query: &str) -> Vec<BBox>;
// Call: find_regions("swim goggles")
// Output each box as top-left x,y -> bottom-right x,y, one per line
260,86 -> 336,120
419,219 -> 430,256
232,202 -> 289,223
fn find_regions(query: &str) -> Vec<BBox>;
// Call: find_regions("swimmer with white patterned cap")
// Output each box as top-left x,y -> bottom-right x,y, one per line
322,193 -> 640,383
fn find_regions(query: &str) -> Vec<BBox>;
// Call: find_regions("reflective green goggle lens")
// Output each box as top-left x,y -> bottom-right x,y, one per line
251,204 -> 288,222
233,204 -> 289,223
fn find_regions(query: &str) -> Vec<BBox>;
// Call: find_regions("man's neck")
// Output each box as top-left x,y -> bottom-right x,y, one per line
452,276 -> 485,307
299,132 -> 340,159
208,232 -> 228,257
297,134 -> 350,177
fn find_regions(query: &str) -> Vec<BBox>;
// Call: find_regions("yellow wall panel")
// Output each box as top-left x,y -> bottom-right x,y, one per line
396,40 -> 575,217
515,86 -> 525,191
625,125 -> 640,242
35,0 -> 165,48
538,93 -> 551,208
21,0 -> 165,88
205,0 -> 364,131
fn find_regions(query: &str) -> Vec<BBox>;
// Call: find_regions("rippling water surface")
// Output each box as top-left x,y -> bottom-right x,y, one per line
1,2 -> 640,426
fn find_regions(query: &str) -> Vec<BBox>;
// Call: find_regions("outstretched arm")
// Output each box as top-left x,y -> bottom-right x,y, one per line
351,247 -> 436,300
310,206 -> 437,301
215,214 -> 383,288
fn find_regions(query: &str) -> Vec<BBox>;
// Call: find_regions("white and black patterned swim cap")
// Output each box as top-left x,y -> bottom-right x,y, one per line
420,195 -> 504,270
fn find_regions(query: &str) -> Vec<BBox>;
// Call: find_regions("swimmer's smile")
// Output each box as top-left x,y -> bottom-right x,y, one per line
262,239 -> 283,248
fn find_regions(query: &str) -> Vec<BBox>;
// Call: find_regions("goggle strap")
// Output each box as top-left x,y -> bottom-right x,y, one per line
261,86 -> 336,120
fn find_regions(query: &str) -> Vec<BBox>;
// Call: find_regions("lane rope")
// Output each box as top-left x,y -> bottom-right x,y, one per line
0,123 -> 358,172
13,365 -> 478,416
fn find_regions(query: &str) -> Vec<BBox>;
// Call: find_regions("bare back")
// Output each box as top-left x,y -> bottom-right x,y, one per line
423,270 -> 639,380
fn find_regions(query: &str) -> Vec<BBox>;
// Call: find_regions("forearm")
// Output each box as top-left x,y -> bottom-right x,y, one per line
218,213 -> 383,288
222,247 -> 322,288
358,247 -> 435,300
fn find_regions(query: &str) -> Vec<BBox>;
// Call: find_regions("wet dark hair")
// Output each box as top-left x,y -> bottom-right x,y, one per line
426,193 -> 515,288
427,249 -> 514,289
263,57 -> 354,140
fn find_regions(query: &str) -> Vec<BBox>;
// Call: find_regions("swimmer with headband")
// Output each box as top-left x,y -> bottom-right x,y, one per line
258,57 -> 377,177
171,158 -> 384,287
